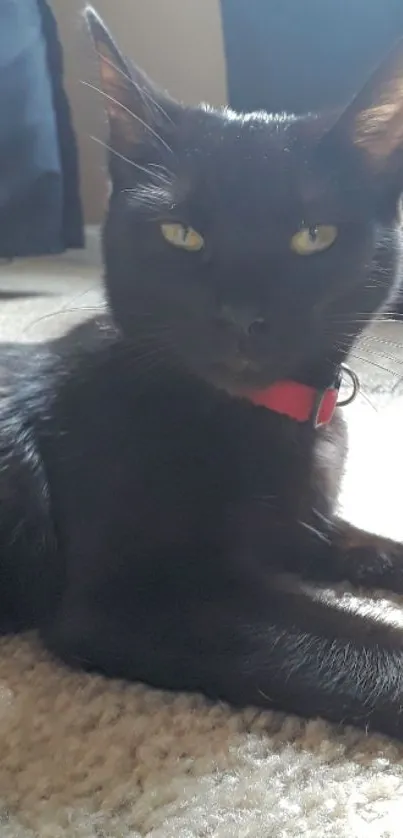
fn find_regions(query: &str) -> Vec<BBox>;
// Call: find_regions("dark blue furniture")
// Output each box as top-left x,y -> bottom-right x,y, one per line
221,0 -> 403,115
0,0 -> 83,258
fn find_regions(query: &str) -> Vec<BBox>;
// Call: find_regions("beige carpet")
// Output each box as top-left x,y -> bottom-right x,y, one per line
1,255 -> 403,837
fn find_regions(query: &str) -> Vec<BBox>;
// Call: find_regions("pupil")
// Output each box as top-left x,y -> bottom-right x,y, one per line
308,226 -> 318,242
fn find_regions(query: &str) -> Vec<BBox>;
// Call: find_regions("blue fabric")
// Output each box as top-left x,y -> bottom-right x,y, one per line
221,0 -> 403,115
0,0 -> 83,257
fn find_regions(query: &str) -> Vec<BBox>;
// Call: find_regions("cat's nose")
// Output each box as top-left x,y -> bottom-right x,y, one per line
220,306 -> 269,338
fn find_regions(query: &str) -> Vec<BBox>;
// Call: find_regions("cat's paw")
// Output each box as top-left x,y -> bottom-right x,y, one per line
331,521 -> 403,593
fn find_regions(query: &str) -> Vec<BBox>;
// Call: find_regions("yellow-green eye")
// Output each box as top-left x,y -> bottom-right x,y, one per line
160,223 -> 204,252
290,225 -> 338,255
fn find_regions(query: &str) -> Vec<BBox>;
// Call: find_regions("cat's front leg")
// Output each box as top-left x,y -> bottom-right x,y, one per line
308,518 -> 403,593
42,579 -> 403,741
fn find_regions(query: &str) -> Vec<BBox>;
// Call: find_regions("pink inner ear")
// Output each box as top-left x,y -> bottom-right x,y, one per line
353,94 -> 403,161
316,37 -> 403,174
99,53 -> 122,91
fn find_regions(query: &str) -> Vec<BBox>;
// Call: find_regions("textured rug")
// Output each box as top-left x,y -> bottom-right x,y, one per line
1,257 -> 403,837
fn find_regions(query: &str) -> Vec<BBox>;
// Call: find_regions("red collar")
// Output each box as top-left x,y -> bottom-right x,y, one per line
245,380 -> 340,427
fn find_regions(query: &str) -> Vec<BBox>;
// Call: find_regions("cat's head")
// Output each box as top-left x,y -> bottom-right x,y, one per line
86,7 -> 403,393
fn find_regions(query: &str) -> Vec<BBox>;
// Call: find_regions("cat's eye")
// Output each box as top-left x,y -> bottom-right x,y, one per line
290,225 -> 338,255
160,223 -> 204,252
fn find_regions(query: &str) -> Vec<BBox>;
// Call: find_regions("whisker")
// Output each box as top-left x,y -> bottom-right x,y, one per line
298,520 -> 330,544
59,283 -> 102,310
89,135 -> 168,180
312,507 -> 333,528
356,388 -> 379,412
349,352 -> 402,378
336,313 -> 403,326
355,345 -> 403,368
359,334 -> 403,352
23,305 -> 107,336
82,80 -> 174,155
95,53 -> 138,88
147,163 -> 174,182
99,54 -> 175,126
24,304 -> 176,344
139,85 -> 175,127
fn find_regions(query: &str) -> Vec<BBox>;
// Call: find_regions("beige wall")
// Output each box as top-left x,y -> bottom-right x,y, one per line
50,1 -> 228,223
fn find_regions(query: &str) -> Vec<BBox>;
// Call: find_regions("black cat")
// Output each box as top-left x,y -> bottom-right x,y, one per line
2,6 -> 403,739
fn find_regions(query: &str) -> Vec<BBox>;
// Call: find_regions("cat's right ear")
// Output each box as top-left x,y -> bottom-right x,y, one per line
84,6 -> 176,158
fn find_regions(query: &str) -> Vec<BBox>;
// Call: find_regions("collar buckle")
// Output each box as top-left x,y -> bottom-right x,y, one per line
337,363 -> 360,407
310,365 -> 359,428
311,389 -> 330,429
310,367 -> 343,429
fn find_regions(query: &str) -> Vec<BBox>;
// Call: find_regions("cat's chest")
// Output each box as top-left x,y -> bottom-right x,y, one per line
132,395 -> 314,552
44,370 -> 327,562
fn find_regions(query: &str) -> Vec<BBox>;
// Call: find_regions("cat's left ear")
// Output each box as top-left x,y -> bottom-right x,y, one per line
321,37 -> 403,181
